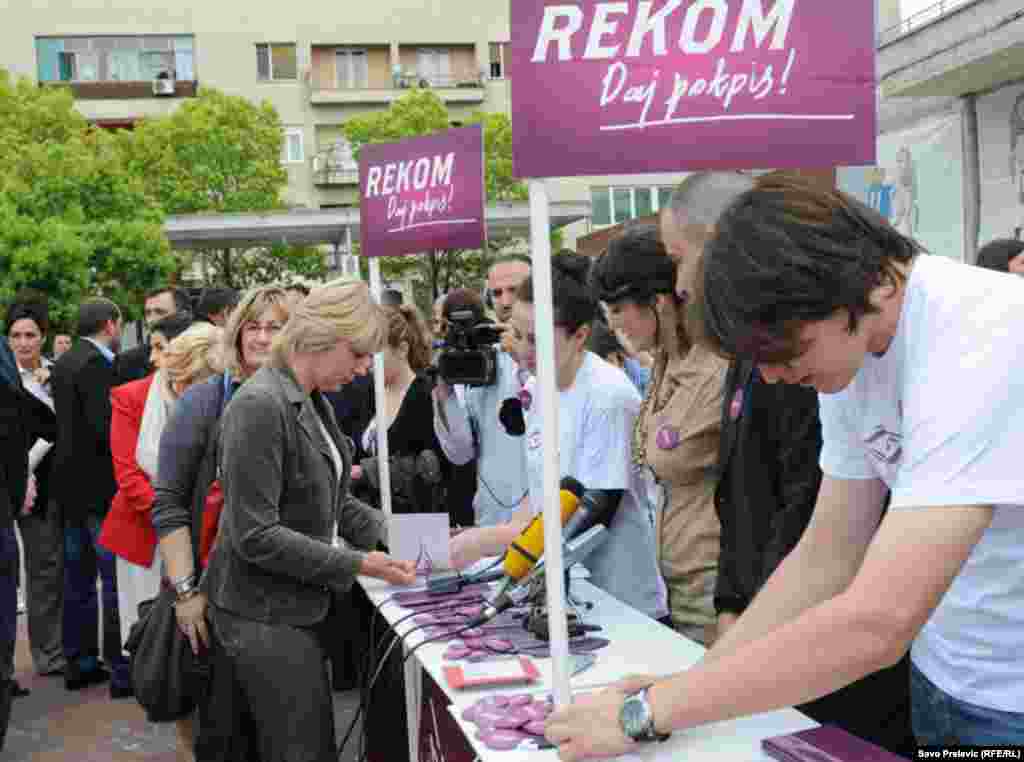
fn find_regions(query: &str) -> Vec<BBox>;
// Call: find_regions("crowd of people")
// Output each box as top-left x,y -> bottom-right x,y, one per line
1,172 -> 1022,760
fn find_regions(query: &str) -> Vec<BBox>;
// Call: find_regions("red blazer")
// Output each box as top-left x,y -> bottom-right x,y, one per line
99,374 -> 158,567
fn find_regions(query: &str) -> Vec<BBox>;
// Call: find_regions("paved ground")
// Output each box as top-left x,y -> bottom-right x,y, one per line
5,617 -> 364,761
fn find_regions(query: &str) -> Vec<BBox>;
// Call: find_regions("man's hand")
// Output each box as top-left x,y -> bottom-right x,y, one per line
496,323 -> 518,356
545,686 -> 635,761
359,551 -> 417,586
449,528 -> 486,570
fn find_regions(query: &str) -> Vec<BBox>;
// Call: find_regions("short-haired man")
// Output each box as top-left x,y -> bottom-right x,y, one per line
487,254 -> 531,323
661,172 -> 912,754
547,176 -> 1024,758
195,287 -> 238,327
432,286 -> 529,528
51,334 -> 72,360
52,298 -> 130,696
975,238 -> 1024,275
115,286 -> 191,384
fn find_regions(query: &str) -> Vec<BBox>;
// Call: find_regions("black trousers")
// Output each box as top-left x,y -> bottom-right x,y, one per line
196,605 -> 336,762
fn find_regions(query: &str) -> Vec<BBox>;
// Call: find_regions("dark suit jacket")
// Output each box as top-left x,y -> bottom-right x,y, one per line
203,363 -> 385,626
114,343 -> 152,386
0,338 -> 56,526
52,339 -> 118,521
713,359 -> 822,616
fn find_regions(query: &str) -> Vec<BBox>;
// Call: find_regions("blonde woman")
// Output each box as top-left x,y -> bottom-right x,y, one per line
100,319 -> 222,754
151,286 -> 288,757
195,279 -> 415,760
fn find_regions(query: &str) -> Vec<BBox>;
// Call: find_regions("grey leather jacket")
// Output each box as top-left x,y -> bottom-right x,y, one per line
201,362 -> 385,626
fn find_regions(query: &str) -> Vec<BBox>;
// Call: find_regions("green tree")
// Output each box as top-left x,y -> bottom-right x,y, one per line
345,91 -> 543,309
0,70 -> 174,326
124,87 -> 326,288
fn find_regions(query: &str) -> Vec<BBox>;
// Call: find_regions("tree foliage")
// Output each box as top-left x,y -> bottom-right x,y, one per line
0,70 -> 173,328
120,87 -> 327,288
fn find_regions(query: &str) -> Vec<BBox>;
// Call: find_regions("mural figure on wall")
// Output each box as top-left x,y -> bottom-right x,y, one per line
865,147 -> 918,238
890,146 -> 918,239
1010,92 -> 1024,239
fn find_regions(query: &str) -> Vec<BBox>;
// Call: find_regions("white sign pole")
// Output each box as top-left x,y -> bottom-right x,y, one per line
368,257 -> 393,517
527,179 -> 571,708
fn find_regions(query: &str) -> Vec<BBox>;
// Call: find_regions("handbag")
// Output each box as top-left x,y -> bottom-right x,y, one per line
124,587 -> 210,723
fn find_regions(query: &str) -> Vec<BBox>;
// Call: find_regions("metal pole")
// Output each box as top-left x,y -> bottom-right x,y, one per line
528,179 -> 572,709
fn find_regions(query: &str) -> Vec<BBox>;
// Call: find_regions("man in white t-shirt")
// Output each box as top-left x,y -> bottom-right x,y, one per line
546,175 -> 1024,759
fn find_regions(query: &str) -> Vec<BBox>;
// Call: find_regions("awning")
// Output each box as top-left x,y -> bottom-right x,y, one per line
164,201 -> 591,251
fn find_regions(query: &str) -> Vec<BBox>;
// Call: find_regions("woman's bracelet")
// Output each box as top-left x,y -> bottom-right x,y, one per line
172,574 -> 199,601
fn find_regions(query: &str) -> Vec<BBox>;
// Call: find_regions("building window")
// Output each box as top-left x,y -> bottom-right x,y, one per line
281,128 -> 304,164
335,48 -> 368,89
416,48 -> 451,87
257,43 -> 297,81
489,42 -> 508,79
37,35 -> 194,83
590,185 -> 680,227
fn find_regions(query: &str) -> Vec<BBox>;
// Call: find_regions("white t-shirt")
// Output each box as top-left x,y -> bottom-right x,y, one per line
524,352 -> 667,621
819,255 -> 1024,712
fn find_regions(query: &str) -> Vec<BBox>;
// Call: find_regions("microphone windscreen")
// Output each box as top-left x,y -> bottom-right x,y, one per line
559,476 -> 584,499
499,396 -> 526,436
503,488 -> 582,581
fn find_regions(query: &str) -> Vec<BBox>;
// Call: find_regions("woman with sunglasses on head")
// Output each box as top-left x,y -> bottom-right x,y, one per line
590,224 -> 727,645
151,286 -> 289,758
449,252 -> 666,622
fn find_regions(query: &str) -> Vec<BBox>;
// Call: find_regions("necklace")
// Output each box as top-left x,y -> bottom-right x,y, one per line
632,349 -> 670,468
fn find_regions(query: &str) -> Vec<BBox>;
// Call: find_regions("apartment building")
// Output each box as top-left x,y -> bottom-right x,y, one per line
12,0 -> 1019,263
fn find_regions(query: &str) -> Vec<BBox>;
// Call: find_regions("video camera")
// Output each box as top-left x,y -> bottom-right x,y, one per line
430,309 -> 502,387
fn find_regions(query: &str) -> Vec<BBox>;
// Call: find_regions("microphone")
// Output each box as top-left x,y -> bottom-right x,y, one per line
561,489 -> 624,541
468,525 -> 609,627
428,477 -> 584,596
498,396 -> 526,436
502,477 -> 584,583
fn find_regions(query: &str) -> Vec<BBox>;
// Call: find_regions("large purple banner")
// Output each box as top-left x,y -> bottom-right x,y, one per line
510,1 -> 876,178
359,126 -> 486,257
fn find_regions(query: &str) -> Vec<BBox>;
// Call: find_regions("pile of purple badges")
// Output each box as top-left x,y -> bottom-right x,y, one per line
392,586 -> 610,662
460,693 -> 554,751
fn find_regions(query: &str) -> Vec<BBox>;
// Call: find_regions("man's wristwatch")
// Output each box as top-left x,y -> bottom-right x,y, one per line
619,687 -> 670,743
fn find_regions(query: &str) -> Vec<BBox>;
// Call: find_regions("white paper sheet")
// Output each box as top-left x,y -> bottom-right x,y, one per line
388,513 -> 452,572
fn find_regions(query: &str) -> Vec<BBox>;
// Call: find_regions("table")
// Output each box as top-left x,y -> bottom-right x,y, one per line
358,575 -> 816,761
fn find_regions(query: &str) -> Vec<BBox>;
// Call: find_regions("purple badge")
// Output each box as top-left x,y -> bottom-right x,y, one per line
730,388 -> 745,421
655,425 -> 680,450
518,388 -> 532,411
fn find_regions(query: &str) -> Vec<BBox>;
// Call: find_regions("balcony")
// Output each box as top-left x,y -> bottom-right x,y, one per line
310,76 -> 485,106
879,0 -> 1024,97
312,152 -> 359,187
42,79 -> 199,100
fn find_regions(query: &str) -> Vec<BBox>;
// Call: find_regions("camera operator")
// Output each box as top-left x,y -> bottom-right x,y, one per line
432,285 -> 529,528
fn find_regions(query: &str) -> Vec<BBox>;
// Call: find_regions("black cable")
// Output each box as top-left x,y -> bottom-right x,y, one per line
340,616 -> 487,759
338,593 -> 489,759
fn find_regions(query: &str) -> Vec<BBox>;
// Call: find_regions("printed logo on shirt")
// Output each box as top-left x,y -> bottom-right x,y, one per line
526,431 -> 542,451
864,426 -> 902,465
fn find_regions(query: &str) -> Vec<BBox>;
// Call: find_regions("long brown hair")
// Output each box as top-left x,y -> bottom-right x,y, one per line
385,304 -> 432,373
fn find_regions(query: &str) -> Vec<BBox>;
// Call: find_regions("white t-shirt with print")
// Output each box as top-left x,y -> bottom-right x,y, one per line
523,352 -> 667,621
819,255 -> 1024,712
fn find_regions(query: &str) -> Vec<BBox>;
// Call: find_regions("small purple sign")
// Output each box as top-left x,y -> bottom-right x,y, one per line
359,126 -> 486,257
510,1 -> 876,177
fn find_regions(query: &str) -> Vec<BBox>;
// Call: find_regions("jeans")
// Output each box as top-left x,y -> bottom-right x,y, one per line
911,660 -> 1024,745
63,514 -> 129,689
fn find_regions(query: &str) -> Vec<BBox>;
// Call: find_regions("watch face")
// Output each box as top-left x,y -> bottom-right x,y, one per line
621,695 -> 647,738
